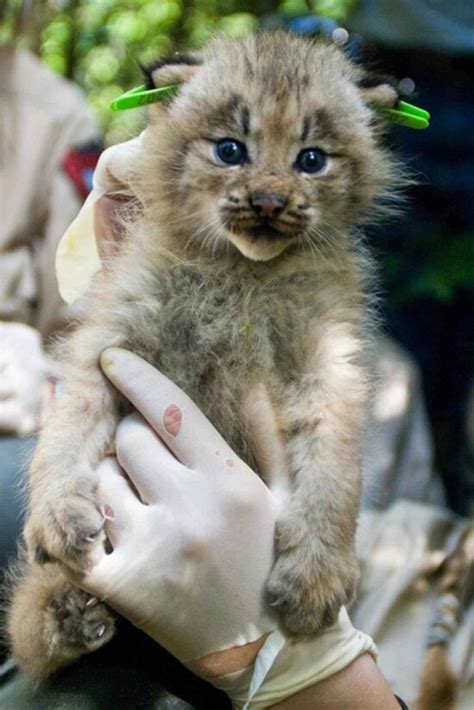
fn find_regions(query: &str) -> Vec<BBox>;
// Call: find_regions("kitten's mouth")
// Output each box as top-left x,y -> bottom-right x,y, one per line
231,222 -> 296,242
240,224 -> 288,241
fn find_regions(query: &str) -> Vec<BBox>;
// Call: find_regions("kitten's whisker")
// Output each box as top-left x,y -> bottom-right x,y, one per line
183,212 -> 226,261
309,224 -> 346,269
184,216 -> 218,249
302,230 -> 330,268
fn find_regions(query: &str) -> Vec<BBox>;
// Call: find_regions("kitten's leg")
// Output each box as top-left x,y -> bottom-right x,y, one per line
266,322 -> 367,635
24,325 -> 124,571
7,555 -> 115,681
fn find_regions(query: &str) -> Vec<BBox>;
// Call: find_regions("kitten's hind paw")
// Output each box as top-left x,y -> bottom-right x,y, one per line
48,585 -> 115,659
8,561 -> 115,681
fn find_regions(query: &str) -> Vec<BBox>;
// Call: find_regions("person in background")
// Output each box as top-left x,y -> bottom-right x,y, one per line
348,0 -> 474,515
0,43 -> 102,572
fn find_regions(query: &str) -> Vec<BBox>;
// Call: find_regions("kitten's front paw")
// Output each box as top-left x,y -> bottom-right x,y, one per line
25,471 -> 104,572
266,544 -> 359,637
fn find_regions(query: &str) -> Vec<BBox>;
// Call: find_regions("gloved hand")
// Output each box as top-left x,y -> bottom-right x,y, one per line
74,348 -> 377,708
55,136 -> 144,304
0,321 -> 53,435
81,347 -> 278,666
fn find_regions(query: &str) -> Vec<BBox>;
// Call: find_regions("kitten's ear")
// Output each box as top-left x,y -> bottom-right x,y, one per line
357,72 -> 399,109
142,53 -> 202,90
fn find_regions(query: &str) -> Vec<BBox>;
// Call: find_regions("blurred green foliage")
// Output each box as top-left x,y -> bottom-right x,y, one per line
1,0 -> 355,143
385,233 -> 474,304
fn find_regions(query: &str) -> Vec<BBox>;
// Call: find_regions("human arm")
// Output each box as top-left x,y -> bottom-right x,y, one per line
56,136 -> 144,305
270,653 -> 399,709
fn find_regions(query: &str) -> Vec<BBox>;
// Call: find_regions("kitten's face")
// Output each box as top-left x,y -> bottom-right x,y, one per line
141,34 -> 396,261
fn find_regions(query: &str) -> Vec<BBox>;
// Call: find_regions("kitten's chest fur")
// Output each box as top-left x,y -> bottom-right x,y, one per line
123,261 -> 314,465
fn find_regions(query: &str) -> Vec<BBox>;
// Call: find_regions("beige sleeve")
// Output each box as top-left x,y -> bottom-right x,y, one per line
34,166 -> 82,336
34,102 -> 101,339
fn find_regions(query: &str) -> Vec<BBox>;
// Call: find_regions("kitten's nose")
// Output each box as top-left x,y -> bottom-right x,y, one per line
250,192 -> 286,220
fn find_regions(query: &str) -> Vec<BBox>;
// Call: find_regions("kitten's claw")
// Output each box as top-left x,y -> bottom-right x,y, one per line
266,545 -> 359,637
96,623 -> 107,638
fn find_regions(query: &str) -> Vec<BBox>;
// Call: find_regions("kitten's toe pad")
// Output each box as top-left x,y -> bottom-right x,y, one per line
49,586 -> 115,653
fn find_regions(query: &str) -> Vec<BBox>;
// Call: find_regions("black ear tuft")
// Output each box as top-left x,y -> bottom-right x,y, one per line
137,60 -> 155,91
357,71 -> 400,109
140,54 -> 202,90
357,71 -> 398,91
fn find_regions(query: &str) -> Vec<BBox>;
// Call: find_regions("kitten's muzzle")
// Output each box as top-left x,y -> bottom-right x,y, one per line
221,190 -> 308,241
249,192 -> 287,220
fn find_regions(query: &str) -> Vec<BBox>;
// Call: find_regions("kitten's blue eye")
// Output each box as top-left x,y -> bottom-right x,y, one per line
215,139 -> 247,166
296,148 -> 327,174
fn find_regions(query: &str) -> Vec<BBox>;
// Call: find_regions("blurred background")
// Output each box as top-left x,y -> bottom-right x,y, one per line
0,0 -> 358,144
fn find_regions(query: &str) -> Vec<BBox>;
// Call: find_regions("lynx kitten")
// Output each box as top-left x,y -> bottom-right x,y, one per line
7,31 -> 402,680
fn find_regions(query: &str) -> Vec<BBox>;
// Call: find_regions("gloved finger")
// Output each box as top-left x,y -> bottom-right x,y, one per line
116,412 -> 184,504
101,348 -> 233,471
74,549 -> 149,619
92,136 -> 144,193
55,193 -> 102,304
96,457 -> 144,547
66,545 -> 116,597
56,137 -> 145,306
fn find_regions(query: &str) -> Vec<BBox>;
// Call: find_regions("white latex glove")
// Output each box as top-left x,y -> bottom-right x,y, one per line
0,321 -> 52,435
55,136 -> 143,304
85,347 -> 278,661
77,349 -> 377,708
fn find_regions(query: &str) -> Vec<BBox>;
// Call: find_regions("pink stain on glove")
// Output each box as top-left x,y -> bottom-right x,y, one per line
164,404 -> 182,437
103,504 -> 114,520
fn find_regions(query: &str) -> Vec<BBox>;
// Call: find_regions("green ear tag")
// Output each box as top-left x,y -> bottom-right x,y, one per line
378,100 -> 431,130
112,86 -> 430,130
110,83 -> 179,111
